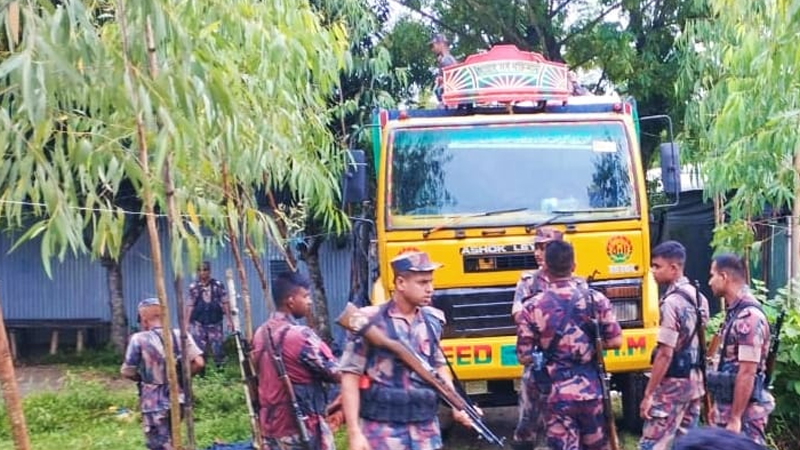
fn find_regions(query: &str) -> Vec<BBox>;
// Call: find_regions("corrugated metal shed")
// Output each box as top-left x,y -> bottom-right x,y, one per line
0,221 -> 355,349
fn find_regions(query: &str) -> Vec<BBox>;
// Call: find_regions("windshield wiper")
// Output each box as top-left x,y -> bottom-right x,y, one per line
523,207 -> 631,232
523,211 -> 577,233
550,207 -> 631,214
422,207 -> 528,238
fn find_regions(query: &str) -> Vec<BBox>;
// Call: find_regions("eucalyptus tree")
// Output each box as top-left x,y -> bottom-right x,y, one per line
678,0 -> 800,276
0,0 -> 353,447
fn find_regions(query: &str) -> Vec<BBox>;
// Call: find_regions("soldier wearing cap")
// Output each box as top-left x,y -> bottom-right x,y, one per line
516,241 -> 622,450
510,226 -> 565,450
429,33 -> 458,104
121,298 -> 205,450
339,250 -> 474,450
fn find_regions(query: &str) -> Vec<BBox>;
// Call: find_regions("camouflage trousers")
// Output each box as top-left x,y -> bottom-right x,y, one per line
639,397 -> 701,450
514,367 -> 543,445
142,410 -> 173,450
544,399 -> 609,450
263,415 -> 334,450
190,321 -> 225,365
713,398 -> 774,446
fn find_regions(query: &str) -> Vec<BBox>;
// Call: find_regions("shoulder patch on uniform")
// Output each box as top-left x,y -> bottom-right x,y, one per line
422,306 -> 447,324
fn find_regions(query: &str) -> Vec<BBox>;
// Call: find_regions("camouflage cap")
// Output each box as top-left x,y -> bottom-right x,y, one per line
533,226 -> 564,244
137,297 -> 160,309
390,251 -> 443,273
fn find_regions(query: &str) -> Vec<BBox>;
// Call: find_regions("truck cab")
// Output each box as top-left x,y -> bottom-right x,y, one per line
345,45 -> 678,430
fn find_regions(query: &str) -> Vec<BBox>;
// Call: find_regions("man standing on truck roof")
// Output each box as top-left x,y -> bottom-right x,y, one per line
430,33 -> 458,105
511,226 -> 562,450
639,241 -> 709,450
516,240 -> 622,450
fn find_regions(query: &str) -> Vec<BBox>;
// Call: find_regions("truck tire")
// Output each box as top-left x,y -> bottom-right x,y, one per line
620,371 -> 647,433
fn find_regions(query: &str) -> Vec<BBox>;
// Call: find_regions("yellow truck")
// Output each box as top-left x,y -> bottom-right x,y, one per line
342,45 -> 682,430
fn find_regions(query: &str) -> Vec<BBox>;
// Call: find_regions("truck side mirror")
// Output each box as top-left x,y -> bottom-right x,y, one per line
659,142 -> 681,196
342,149 -> 367,204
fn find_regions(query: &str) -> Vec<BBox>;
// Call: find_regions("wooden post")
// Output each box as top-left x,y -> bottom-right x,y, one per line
49,330 -> 59,356
0,286 -> 32,450
9,330 -> 17,361
76,329 -> 85,354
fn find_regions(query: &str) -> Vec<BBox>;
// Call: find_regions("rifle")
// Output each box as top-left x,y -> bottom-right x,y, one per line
266,325 -> 312,450
226,270 -> 263,449
765,308 -> 787,387
588,287 -> 620,450
337,303 -> 505,448
693,280 -> 713,425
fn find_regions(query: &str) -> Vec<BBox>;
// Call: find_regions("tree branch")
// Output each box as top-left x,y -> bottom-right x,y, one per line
549,0 -> 576,19
557,1 -> 623,48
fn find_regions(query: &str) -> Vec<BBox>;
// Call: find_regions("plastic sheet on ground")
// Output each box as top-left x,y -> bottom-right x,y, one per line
204,442 -> 254,450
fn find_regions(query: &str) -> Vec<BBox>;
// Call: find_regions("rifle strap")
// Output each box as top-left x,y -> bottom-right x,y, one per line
671,288 -> 702,357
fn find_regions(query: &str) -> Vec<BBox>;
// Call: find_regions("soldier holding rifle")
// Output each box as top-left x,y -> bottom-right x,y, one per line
639,241 -> 710,450
252,272 -> 341,450
706,254 -> 775,445
516,240 -> 622,450
338,250 -> 479,450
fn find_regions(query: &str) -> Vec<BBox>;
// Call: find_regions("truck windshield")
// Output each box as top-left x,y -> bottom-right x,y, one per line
387,121 -> 638,229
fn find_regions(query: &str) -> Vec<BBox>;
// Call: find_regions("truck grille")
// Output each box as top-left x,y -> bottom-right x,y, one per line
463,254 -> 538,273
432,287 -> 516,338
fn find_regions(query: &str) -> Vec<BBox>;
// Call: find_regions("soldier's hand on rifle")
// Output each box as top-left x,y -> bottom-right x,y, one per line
453,405 -> 482,428
348,431 -> 371,450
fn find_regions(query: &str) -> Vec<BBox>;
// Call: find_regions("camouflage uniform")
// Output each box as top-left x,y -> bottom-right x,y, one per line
122,327 -> 202,450
187,278 -> 228,366
516,278 -> 622,450
252,311 -> 340,450
709,291 -> 774,445
339,300 -> 448,450
640,277 -> 710,450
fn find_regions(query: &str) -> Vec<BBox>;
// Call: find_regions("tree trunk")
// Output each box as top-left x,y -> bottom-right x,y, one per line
222,165 -> 254,340
245,234 -> 276,313
300,236 -> 332,343
0,287 -> 31,450
119,7 -> 182,447
102,256 -> 128,354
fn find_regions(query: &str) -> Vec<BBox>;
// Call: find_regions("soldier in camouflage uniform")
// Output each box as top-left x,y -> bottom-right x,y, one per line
639,241 -> 710,450
516,240 -> 622,450
121,298 -> 205,450
707,254 -> 774,445
340,250 -> 474,450
511,226 -> 562,450
252,272 -> 341,450
185,261 -> 232,369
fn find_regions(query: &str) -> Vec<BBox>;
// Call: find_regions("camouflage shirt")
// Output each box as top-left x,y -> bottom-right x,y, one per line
121,328 -> 202,413
516,278 -> 621,403
252,311 -> 339,442
339,301 -> 447,450
655,277 -> 710,401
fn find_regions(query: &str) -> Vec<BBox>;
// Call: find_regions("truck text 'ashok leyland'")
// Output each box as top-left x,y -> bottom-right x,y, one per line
342,45 -> 683,430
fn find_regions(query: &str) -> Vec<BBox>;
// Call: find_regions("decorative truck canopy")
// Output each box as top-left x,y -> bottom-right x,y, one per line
442,45 -> 570,107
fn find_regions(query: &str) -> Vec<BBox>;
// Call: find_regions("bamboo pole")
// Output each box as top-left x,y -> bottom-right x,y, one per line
118,3 -> 182,446
0,285 -> 31,450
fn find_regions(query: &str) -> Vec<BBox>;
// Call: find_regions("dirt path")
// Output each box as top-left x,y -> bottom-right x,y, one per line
13,365 -> 129,397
